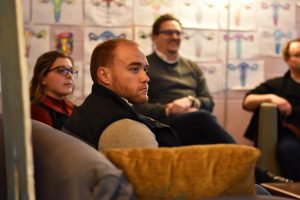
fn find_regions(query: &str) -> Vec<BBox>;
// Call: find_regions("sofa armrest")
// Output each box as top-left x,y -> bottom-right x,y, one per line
31,120 -> 135,200
256,103 -> 280,175
0,115 -> 7,200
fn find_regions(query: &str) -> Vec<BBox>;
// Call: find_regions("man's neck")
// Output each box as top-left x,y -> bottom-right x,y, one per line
154,49 -> 179,64
121,97 -> 132,106
96,83 -> 133,106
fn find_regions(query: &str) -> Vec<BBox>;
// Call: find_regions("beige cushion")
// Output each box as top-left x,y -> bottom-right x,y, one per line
106,144 -> 260,200
98,119 -> 158,152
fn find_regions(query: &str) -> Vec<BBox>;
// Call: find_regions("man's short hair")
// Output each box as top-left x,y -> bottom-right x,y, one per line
152,13 -> 182,36
90,38 -> 138,83
282,38 -> 300,61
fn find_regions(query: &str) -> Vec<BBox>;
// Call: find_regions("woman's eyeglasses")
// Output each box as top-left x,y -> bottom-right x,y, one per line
47,66 -> 78,78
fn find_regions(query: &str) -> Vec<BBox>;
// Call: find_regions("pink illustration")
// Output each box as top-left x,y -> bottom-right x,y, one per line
91,0 -> 126,25
40,0 -> 74,23
224,33 -> 254,59
261,0 -> 290,26
24,28 -> 47,57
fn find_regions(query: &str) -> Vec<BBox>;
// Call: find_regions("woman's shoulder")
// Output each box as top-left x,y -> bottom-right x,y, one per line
30,103 -> 53,126
31,102 -> 47,112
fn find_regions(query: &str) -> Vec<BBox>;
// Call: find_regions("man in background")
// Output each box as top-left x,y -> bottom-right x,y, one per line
133,14 -> 291,183
134,14 -> 234,145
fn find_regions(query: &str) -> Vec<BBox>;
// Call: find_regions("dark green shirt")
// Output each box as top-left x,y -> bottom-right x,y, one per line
134,52 -> 214,121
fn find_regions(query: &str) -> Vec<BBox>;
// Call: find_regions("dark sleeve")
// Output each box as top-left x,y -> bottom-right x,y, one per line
244,109 -> 259,142
246,78 -> 282,96
243,78 -> 282,110
31,104 -> 53,127
243,78 -> 282,141
133,103 -> 166,121
192,63 -> 214,112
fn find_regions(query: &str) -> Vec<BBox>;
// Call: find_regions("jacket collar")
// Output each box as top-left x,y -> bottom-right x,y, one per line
91,83 -> 136,113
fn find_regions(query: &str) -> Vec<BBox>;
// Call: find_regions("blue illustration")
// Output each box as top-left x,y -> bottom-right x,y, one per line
228,62 -> 258,87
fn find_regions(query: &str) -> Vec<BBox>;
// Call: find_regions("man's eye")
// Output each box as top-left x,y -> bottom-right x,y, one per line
130,66 -> 139,73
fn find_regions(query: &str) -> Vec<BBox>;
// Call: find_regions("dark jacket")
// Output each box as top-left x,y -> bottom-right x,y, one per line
63,83 -> 181,149
244,71 -> 300,142
134,52 -> 214,121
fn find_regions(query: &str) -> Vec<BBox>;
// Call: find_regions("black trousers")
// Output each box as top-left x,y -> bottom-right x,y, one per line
161,110 -> 236,145
277,132 -> 300,181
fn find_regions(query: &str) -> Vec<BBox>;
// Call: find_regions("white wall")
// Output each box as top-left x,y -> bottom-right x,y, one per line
21,0 -> 300,145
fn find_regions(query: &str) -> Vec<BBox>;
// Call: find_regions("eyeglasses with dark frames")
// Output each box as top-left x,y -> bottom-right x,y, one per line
158,30 -> 183,36
46,66 -> 78,78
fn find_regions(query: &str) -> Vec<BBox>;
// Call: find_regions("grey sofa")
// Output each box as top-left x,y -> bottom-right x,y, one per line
1,115 -> 292,200
0,115 -> 135,200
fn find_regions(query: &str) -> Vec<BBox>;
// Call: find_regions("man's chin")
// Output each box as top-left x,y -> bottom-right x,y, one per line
168,49 -> 179,55
168,43 -> 180,51
133,96 -> 148,105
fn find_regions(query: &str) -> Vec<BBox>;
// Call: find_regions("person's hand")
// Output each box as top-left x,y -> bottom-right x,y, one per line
186,107 -> 198,113
165,97 -> 191,116
165,97 -> 201,116
172,97 -> 191,109
268,94 -> 292,117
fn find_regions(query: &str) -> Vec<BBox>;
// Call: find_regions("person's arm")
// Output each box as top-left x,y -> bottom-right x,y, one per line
30,104 -> 53,127
133,103 -> 166,121
243,93 -> 292,116
195,89 -> 214,112
135,72 -> 214,118
243,77 -> 292,116
243,94 -> 273,111
98,119 -> 158,152
193,63 -> 214,112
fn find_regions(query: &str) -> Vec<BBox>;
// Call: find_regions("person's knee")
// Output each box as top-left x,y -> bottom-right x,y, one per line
192,110 -> 217,122
277,137 -> 299,158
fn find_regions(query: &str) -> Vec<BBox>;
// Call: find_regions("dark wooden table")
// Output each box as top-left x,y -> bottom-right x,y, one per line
204,195 -> 294,200
261,182 -> 300,199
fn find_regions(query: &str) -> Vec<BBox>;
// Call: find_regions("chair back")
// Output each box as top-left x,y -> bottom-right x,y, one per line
257,103 -> 280,175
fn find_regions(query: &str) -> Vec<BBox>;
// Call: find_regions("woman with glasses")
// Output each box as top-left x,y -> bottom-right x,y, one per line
30,50 -> 78,129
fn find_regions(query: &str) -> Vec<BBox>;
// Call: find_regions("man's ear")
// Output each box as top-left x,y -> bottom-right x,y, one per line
97,67 -> 110,85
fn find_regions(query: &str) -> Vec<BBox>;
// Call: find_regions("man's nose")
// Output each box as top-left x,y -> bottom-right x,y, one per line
141,71 -> 150,82
170,32 -> 180,38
